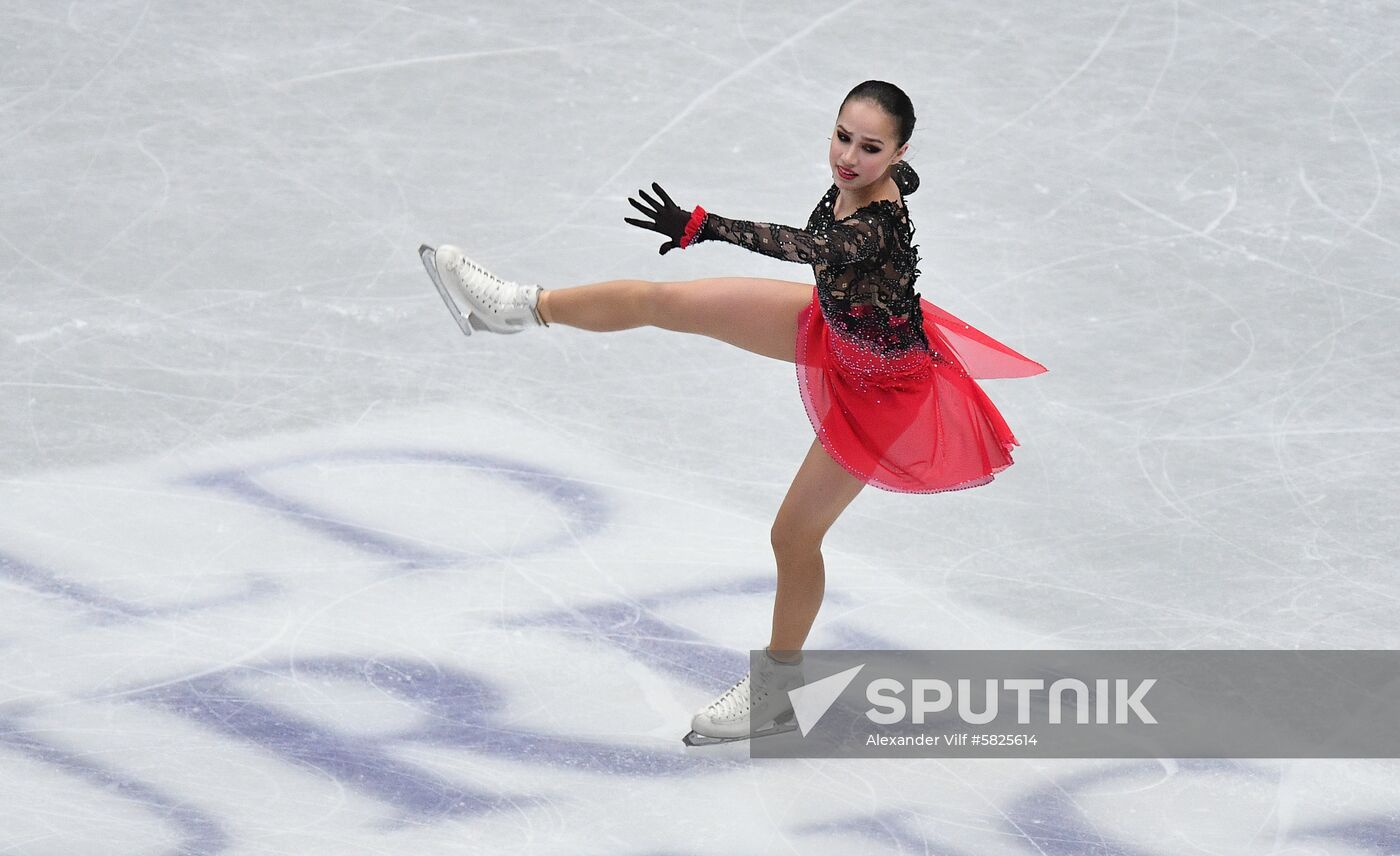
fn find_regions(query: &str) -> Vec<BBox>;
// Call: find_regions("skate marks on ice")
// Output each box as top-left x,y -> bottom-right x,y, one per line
0,411 -> 765,848
0,712 -> 232,855
0,548 -> 278,623
3,412 -> 1400,852
180,445 -> 611,571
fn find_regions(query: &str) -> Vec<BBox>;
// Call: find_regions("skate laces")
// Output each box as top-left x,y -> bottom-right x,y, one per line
706,673 -> 752,722
451,255 -> 517,301
706,669 -> 784,723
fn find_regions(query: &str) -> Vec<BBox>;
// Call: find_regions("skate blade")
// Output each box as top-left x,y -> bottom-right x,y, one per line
681,712 -> 798,747
419,244 -> 474,337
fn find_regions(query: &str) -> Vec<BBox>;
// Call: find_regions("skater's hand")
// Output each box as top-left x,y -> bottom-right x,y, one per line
624,182 -> 695,255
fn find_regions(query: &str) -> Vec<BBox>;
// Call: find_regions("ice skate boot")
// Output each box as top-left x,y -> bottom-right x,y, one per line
682,649 -> 806,746
418,244 -> 547,336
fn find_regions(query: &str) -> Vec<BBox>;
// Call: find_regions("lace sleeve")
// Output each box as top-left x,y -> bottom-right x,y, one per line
694,211 -> 885,266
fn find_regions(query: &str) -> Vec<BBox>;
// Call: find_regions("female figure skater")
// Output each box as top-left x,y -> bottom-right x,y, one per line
419,80 -> 1046,746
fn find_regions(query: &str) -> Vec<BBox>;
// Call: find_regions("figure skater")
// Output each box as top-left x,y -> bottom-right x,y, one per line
418,80 -> 1047,746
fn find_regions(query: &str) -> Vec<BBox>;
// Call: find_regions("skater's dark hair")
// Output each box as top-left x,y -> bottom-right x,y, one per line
841,80 -> 919,195
841,80 -> 916,148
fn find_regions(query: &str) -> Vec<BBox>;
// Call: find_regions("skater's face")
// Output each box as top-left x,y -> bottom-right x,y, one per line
829,99 -> 908,192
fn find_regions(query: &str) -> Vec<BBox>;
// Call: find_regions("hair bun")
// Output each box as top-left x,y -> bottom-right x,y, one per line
892,161 -> 919,196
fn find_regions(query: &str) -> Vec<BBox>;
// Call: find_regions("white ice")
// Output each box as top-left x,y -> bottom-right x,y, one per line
2,1 -> 1399,854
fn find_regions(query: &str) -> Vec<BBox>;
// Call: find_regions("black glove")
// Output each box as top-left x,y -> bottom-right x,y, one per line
624,182 -> 696,255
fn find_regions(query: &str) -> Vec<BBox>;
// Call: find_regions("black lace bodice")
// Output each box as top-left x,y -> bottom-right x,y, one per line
693,183 -> 928,354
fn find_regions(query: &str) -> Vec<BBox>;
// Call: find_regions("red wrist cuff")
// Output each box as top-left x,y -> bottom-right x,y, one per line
679,205 -> 707,248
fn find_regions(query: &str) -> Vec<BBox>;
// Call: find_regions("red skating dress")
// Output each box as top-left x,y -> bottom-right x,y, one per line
691,183 -> 1047,493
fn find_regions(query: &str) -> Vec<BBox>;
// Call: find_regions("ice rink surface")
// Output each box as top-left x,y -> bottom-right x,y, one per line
3,0 -> 1399,853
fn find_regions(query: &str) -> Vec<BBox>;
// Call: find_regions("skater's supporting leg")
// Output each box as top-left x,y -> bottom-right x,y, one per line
684,438 -> 858,746
539,277 -> 814,363
768,437 -> 866,655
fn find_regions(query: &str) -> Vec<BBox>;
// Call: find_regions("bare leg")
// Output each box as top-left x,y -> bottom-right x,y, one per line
768,549 -> 826,663
540,276 -> 848,657
537,279 -> 652,332
538,276 -> 814,363
768,437 -> 866,660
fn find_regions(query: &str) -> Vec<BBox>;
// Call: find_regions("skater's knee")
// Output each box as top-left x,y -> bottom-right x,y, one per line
770,524 -> 824,558
608,279 -> 666,331
646,279 -> 685,329
649,278 -> 721,332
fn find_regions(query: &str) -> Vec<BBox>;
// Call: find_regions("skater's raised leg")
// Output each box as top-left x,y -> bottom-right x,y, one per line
540,276 -> 813,363
536,279 -> 652,331
426,242 -> 814,361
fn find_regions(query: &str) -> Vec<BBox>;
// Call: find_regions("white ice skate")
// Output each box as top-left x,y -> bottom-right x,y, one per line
682,650 -> 806,747
418,244 -> 547,335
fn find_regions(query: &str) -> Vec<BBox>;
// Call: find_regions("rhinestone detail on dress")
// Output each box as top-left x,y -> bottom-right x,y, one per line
693,182 -> 932,360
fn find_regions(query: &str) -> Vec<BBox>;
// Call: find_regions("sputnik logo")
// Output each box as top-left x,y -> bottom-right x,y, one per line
788,664 -> 865,736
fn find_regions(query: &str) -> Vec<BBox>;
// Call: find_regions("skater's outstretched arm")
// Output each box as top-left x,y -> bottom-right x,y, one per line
691,210 -> 885,266
624,181 -> 887,265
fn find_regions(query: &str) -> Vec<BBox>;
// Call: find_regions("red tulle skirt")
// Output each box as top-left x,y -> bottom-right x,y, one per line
795,289 -> 1047,494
